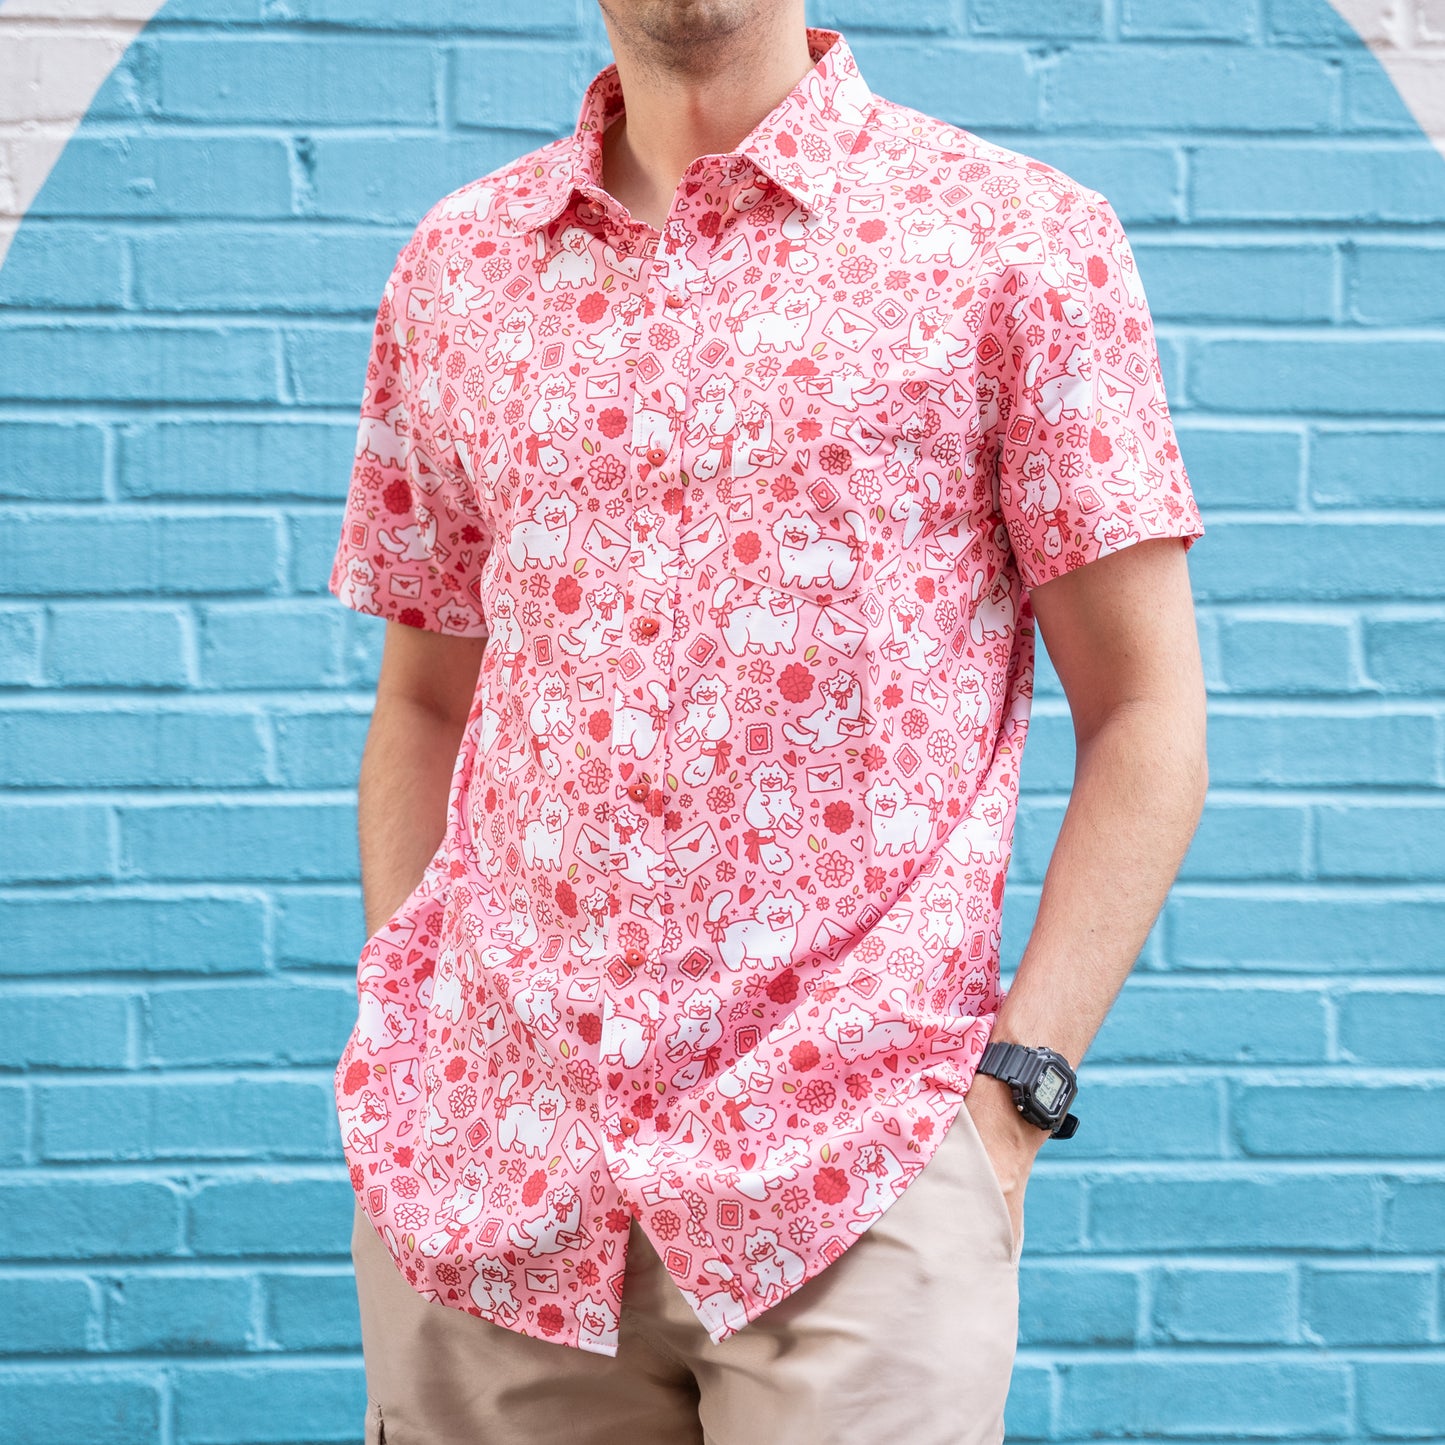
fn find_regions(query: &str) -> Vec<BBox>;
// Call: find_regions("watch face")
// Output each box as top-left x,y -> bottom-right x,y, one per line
1036,1065 -> 1066,1111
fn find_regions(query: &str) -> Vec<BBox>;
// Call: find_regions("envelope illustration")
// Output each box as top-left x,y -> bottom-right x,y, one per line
806,764 -> 844,794
389,1057 -> 422,1104
995,233 -> 1043,266
405,287 -> 436,323
711,228 -> 753,281
726,494 -> 754,523
572,673 -> 603,705
562,1120 -> 600,1169
1097,372 -> 1135,414
583,519 -> 630,570
669,822 -> 720,874
566,975 -> 601,1003
911,673 -> 949,714
834,415 -> 885,453
680,512 -> 727,566
813,606 -> 866,657
823,307 -> 876,352
586,373 -> 621,398
389,573 -> 423,601
577,824 -> 612,868
847,193 -> 884,214
525,1268 -> 560,1293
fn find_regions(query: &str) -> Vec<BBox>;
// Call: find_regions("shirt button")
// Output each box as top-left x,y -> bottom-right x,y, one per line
665,290 -> 687,309
636,616 -> 660,640
626,781 -> 649,803
646,446 -> 668,468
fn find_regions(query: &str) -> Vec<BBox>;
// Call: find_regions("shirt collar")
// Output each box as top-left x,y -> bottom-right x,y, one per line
502,26 -> 876,234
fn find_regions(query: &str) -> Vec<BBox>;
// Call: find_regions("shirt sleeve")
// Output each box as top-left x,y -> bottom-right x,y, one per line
327,216 -> 492,637
990,191 -> 1205,593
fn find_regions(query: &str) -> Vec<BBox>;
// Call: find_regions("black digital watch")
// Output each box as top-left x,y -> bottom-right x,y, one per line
976,1039 -> 1080,1138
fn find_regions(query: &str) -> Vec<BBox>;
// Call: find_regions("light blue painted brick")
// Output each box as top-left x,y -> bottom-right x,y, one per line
1058,1359 -> 1350,1439
188,1178 -> 354,1255
1301,1264 -> 1435,1346
293,508 -> 360,597
0,421 -> 107,502
0,804 -> 113,884
1009,1174 -> 1088,1254
147,36 -> 437,124
1344,55 -> 1427,133
1173,424 -> 1302,509
1153,1264 -> 1296,1343
1193,142 -> 1445,222
275,889 -> 371,969
1357,1361 -> 1445,1439
1,611 -> 43,686
1121,0 -> 1258,39
0,323 -> 280,404
1382,1179 -> 1445,1252
28,136 -> 294,219
2,1374 -> 162,1445
1089,1174 -> 1376,1250
453,42 -> 589,131
1208,712 -> 1436,785
271,709 -> 372,788
2,511 -> 281,597
0,1276 -> 94,1352
1317,805 -> 1445,880
265,1268 -> 361,1350
0,1085 -> 27,1163
1235,1083 -> 1445,1159
119,803 -> 356,882
1365,617 -> 1445,694
0,224 -> 126,309
0,711 -> 269,787
1338,988 -> 1445,1067
999,1362 -> 1051,1440
1,1180 -> 183,1258
1059,1082 -> 1222,1159
1350,244 -> 1445,324
121,419 -> 356,501
1191,338 -> 1445,418
46,605 -> 191,688
4,897 -> 266,978
1173,895 -> 1445,974
306,136 -> 544,222
814,0 -> 959,32
260,0 -> 581,27
1133,243 -> 1335,323
1183,801 -> 1309,877
283,322 -> 377,407
37,1079 -> 335,1162
0,992 -> 132,1070
1311,427 -> 1445,506
198,604 -> 345,688
105,1272 -> 255,1352
173,1364 -> 364,1445
969,0 -> 1103,36
853,41 -> 1040,128
131,225 -> 406,313
1018,1263 -> 1140,1345
1010,141 -> 1182,222
148,982 -> 354,1067
1089,984 -> 1328,1064
1217,618 -> 1356,693
1047,47 -> 1336,132
1264,0 -> 1361,44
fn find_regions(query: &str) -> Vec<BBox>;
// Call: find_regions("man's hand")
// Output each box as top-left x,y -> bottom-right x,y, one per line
964,1070 -> 1045,1254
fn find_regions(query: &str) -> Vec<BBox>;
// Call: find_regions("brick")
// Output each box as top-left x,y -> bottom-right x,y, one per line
1132,242 -> 1335,323
47,605 -> 191,688
260,0 -> 580,26
1382,1178 -> 1445,1251
188,1177 -> 355,1255
0,322 -> 279,403
120,418 -> 355,501
1208,710 -> 1436,785
0,1276 -> 94,1352
1357,1360 -> 1445,1438
0,1084 -> 27,1163
1301,1264 -> 1435,1346
0,31 -> 141,123
1235,1082 -> 1445,1158
106,1272 -> 254,1352
265,1268 -> 363,1350
0,990 -> 132,1069
1048,47 -> 1335,132
131,224 -> 406,313
148,36 -> 437,123
453,41 -> 588,132
173,1363 -> 365,1445
198,604 -> 345,688
1018,1263 -> 1141,1345
0,709 -> 269,786
1266,0 -> 1377,43
0,421 -> 107,501
1121,0 -> 1258,38
119,802 -> 356,881
1090,983 -> 1328,1064
292,507 -> 363,598
0,1374 -> 163,1443
38,1079 -> 335,1161
969,0 -> 1104,36
1090,1173 -> 1376,1250
1317,804 -> 1445,879
148,981 -> 355,1067
0,610 -> 42,684
0,803 -> 113,883
282,321 -> 377,407
270,708 -> 371,789
1,1179 -> 183,1259
857,42 -> 1040,129
1173,424 -> 1302,508
2,511 -> 281,597
1153,1264 -> 1295,1342
1012,141 -> 1182,222
1193,142 -> 1445,222
3,896 -> 266,978
1364,616 -> 1445,693
1346,55 -> 1445,135
1311,427 -> 1445,506
275,888 -> 373,969
815,0 -> 960,32
1173,894 -> 1445,973
1056,1081 -> 1223,1159
0,222 -> 125,308
1339,988 -> 1445,1066
1217,618 -> 1356,693
1185,801 -> 1310,877
1350,244 -> 1445,324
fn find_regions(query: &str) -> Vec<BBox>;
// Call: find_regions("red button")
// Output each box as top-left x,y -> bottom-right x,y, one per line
665,290 -> 687,308
646,446 -> 668,468
627,782 -> 649,803
636,616 -> 660,639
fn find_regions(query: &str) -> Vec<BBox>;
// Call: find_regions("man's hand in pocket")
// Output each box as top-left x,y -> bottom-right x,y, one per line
964,1071 -> 1045,1252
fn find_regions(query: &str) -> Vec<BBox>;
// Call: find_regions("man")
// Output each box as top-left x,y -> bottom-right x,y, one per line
328,3 -> 1207,1440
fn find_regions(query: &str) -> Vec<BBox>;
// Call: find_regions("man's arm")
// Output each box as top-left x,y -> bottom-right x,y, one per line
356,622 -> 487,938
966,536 -> 1209,1232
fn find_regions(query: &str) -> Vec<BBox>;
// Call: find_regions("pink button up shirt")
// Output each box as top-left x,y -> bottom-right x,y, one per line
328,25 -> 1205,1356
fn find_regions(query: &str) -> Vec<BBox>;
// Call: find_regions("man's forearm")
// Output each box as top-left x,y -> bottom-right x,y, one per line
990,699 -> 1208,1070
357,696 -> 469,938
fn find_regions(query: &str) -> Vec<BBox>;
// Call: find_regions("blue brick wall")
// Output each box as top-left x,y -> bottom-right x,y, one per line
2,1 -> 1443,1441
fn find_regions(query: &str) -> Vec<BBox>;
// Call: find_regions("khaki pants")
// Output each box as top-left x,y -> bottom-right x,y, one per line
351,1098 -> 1023,1445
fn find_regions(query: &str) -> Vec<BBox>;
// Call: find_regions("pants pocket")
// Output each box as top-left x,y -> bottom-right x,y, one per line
364,1397 -> 386,1445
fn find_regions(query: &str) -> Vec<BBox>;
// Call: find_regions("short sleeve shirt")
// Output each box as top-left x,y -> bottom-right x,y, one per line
329,25 -> 1205,1357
